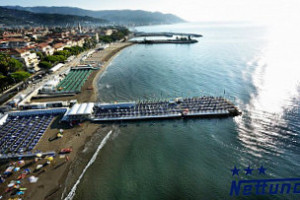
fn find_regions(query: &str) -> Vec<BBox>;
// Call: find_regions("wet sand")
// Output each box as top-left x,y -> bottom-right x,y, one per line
0,42 -> 133,200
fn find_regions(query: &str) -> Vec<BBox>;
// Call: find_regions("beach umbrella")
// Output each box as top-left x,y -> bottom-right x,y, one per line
17,160 -> 25,166
36,164 -> 43,170
14,167 -> 20,172
47,156 -> 54,161
28,176 -> 39,183
36,153 -> 42,158
7,182 -> 15,187
0,176 -> 5,184
16,191 -> 25,195
17,173 -> 26,180
23,168 -> 31,174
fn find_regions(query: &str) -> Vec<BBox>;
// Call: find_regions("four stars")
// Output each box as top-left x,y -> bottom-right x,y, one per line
231,165 -> 266,176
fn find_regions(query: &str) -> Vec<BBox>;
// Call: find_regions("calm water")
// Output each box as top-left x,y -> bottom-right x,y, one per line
72,22 -> 300,199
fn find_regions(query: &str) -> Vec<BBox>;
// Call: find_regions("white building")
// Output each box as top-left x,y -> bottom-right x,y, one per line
62,103 -> 94,121
35,43 -> 54,55
10,49 -> 40,72
50,63 -> 64,73
40,76 -> 61,93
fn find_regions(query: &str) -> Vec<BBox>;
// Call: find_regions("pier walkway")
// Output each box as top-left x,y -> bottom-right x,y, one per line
92,96 -> 240,122
132,39 -> 198,44
133,32 -> 203,38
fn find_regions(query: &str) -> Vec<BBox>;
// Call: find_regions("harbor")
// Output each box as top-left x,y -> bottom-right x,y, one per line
133,32 -> 203,38
132,39 -> 198,44
131,31 -> 201,44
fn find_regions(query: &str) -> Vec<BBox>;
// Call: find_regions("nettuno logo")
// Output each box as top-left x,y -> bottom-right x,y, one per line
229,166 -> 300,196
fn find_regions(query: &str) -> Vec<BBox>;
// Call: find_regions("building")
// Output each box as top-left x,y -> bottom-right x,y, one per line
0,39 -> 30,49
2,32 -> 23,39
53,43 -> 66,51
9,49 -> 40,72
50,63 -> 64,73
78,23 -> 82,34
40,76 -> 61,93
105,29 -> 114,36
62,103 -> 94,121
73,38 -> 85,47
35,43 -> 54,55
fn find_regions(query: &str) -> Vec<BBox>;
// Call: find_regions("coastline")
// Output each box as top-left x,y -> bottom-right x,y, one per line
91,42 -> 134,101
21,42 -> 133,200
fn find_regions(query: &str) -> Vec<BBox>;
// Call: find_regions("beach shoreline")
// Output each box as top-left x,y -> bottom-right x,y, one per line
91,42 -> 134,102
4,42 -> 134,200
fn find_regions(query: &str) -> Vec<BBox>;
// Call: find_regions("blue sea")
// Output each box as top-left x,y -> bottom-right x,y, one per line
68,22 -> 300,200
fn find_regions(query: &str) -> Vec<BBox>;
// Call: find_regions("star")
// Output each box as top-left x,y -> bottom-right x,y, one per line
258,166 -> 266,174
244,166 -> 253,175
231,166 -> 240,176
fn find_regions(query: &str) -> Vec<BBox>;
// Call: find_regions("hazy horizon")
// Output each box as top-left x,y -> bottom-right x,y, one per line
1,0 -> 300,23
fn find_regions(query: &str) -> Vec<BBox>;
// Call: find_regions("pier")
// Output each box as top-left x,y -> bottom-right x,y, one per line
132,39 -> 198,44
131,31 -> 201,44
90,96 -> 241,122
133,32 -> 203,38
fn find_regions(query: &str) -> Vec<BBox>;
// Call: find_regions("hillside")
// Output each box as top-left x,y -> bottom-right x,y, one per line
0,7 -> 107,26
4,6 -> 186,25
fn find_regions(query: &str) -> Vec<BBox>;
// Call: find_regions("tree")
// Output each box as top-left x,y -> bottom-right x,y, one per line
44,55 -> 66,63
44,55 -> 59,63
38,61 -> 52,69
0,74 -> 7,91
0,53 -> 24,76
10,71 -> 31,82
8,57 -> 23,73
0,73 -> 6,80
64,46 -> 85,55
54,50 -> 71,58
99,36 -> 113,43
0,53 -> 29,91
111,31 -> 124,41
36,51 -> 44,60
56,55 -> 66,63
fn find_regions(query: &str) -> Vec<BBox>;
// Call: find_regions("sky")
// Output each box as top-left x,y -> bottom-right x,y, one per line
1,0 -> 300,22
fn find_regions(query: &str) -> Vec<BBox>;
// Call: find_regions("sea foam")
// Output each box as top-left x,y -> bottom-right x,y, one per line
63,130 -> 113,200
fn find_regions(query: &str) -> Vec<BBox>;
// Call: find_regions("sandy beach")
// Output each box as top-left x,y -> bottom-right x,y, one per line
31,42 -> 133,103
0,42 -> 133,200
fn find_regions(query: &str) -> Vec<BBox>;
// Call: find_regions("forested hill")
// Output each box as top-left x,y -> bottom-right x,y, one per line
0,7 -> 107,26
4,6 -> 186,26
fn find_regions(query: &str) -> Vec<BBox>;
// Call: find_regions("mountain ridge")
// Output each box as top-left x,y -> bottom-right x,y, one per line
0,7 -> 106,26
3,6 -> 186,25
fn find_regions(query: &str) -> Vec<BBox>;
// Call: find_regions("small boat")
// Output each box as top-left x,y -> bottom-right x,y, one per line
60,148 -> 72,154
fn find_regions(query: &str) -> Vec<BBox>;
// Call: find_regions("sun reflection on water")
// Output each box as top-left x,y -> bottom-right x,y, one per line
236,21 -> 300,158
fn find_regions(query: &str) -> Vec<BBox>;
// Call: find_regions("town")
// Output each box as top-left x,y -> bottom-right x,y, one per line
0,24 -> 129,106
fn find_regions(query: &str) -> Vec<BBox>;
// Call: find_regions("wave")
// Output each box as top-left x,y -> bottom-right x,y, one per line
63,130 -> 113,200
